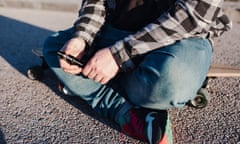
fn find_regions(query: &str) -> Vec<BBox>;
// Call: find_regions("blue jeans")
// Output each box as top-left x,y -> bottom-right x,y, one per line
43,24 -> 212,121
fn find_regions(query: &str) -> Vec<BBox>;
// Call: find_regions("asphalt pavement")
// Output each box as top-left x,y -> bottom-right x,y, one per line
0,2 -> 240,144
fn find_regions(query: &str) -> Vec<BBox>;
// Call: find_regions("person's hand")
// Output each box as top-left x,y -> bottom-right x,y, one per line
59,38 -> 86,74
82,48 -> 119,84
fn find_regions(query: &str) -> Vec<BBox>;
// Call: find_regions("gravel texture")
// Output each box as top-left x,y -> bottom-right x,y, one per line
0,3 -> 239,144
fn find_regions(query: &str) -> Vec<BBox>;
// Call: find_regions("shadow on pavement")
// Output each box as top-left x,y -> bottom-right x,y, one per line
0,15 -> 52,74
0,15 -> 120,134
0,129 -> 6,144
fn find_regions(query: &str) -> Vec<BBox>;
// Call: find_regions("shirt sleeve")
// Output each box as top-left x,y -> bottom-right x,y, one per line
72,0 -> 106,46
109,0 -> 232,71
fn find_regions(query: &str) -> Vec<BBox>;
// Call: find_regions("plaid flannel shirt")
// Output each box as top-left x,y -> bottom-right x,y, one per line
73,0 -> 232,71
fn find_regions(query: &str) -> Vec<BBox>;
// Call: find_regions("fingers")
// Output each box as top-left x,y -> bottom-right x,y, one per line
82,64 -> 101,83
99,77 -> 109,84
87,72 -> 108,84
58,38 -> 86,75
86,68 -> 97,80
82,62 -> 108,84
81,48 -> 119,84
82,63 -> 92,77
60,58 -> 109,84
59,59 -> 82,74
93,74 -> 104,83
59,46 -> 118,84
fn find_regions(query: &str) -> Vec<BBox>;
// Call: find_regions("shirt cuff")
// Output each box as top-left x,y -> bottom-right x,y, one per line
109,41 -> 135,72
72,31 -> 94,47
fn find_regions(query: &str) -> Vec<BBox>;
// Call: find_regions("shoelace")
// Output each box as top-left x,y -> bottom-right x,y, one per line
145,112 -> 158,144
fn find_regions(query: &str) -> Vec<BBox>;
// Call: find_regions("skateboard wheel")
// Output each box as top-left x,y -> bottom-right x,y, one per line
27,65 -> 44,80
188,88 -> 209,109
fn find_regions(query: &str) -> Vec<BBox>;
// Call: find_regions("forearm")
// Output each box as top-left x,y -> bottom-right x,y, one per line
73,0 -> 107,46
109,0 -> 232,71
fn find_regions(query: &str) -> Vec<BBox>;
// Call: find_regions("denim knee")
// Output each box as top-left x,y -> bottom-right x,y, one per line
123,38 -> 212,109
43,28 -> 74,56
43,36 -> 54,55
127,58 -> 194,109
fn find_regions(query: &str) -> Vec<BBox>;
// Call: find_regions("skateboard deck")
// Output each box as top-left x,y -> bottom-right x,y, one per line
208,64 -> 240,77
32,48 -> 43,57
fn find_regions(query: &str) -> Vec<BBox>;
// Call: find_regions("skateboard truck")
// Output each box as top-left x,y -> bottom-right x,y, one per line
187,87 -> 209,109
187,64 -> 240,109
27,49 -> 48,80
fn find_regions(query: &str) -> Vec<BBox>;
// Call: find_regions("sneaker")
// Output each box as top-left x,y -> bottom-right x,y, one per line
119,107 -> 168,144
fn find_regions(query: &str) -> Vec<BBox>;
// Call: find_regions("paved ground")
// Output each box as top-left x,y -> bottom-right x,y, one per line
0,3 -> 240,144
0,0 -> 81,12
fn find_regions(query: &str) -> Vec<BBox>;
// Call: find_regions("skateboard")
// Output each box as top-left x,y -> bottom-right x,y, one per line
27,49 -> 240,109
27,49 -> 48,80
188,64 -> 240,109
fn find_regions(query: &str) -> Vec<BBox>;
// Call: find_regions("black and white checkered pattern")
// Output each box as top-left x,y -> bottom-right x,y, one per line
73,0 -> 106,45
73,0 -> 232,70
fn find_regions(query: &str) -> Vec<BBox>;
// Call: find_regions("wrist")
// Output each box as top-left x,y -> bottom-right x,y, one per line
72,37 -> 86,48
